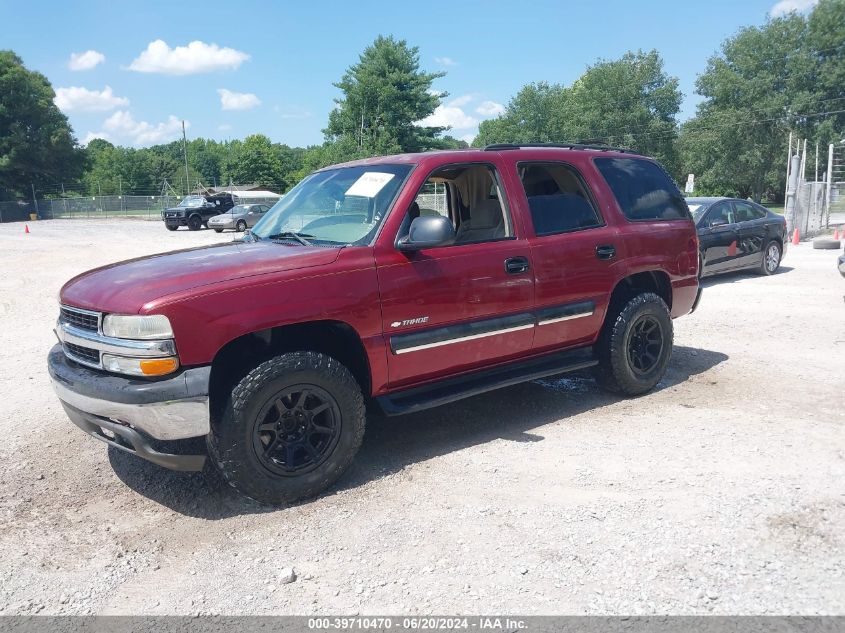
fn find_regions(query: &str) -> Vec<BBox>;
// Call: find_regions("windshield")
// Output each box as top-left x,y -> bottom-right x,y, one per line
251,164 -> 412,245
178,196 -> 206,208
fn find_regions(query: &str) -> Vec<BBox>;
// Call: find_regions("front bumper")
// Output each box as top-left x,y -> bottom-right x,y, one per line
48,344 -> 210,470
209,219 -> 235,229
163,214 -> 186,226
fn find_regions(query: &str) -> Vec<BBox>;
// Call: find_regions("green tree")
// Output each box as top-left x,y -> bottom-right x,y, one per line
230,134 -> 282,186
0,50 -> 84,198
472,52 -> 682,171
474,82 -> 570,147
568,51 -> 682,173
679,12 -> 814,201
325,35 -> 445,155
805,0 -> 845,146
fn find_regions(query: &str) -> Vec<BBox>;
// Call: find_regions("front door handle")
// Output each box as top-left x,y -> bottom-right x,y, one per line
504,256 -> 530,275
595,244 -> 616,260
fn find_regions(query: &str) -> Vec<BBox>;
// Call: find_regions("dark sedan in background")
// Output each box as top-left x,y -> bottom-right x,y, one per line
687,197 -> 788,278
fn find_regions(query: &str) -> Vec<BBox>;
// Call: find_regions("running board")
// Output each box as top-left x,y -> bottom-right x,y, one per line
376,347 -> 597,416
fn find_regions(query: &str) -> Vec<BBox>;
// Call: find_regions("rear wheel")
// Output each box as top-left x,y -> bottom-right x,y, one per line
187,215 -> 202,231
207,351 -> 365,505
236,220 -> 247,232
759,241 -> 781,275
593,292 -> 673,396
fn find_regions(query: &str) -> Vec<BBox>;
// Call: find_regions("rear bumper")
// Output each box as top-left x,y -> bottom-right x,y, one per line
48,344 -> 209,470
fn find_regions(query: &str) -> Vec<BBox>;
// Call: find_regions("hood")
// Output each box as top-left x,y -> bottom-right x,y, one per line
61,240 -> 341,314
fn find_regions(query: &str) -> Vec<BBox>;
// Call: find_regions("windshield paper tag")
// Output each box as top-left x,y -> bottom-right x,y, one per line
345,172 -> 395,198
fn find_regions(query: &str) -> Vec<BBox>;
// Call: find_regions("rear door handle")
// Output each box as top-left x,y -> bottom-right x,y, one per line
595,244 -> 616,260
504,256 -> 530,274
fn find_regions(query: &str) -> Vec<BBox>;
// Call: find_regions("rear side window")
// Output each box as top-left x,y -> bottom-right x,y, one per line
518,162 -> 602,235
594,157 -> 690,221
733,201 -> 766,222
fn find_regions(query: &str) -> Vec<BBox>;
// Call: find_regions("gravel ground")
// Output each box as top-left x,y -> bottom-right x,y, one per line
0,218 -> 843,616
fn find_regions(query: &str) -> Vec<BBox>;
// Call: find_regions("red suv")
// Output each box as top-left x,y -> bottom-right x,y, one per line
49,144 -> 700,504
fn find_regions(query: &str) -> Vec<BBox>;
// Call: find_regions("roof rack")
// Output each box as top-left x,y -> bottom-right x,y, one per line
483,142 -> 639,155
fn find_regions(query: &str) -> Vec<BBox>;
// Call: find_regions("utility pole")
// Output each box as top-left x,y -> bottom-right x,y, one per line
784,131 -> 792,202
31,183 -> 38,219
182,120 -> 190,196
825,144 -> 834,228
814,142 -> 819,225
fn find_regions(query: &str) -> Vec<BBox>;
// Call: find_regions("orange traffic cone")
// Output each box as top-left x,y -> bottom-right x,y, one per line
24,224 -> 30,234
791,228 -> 800,245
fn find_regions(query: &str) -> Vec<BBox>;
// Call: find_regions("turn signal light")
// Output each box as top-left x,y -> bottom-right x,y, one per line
102,354 -> 180,377
139,358 -> 180,376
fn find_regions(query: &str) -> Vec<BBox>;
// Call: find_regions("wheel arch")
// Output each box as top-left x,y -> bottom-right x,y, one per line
607,270 -> 672,317
208,319 -> 372,426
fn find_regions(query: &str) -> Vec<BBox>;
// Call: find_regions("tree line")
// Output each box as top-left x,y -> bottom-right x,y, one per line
1,0 -> 842,204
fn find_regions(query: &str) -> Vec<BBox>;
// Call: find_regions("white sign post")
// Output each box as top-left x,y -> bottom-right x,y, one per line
684,174 -> 695,194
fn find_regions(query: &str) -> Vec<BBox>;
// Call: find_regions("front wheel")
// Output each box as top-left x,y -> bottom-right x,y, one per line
593,292 -> 673,396
759,241 -> 781,275
236,220 -> 247,232
208,352 -> 366,505
165,224 -> 178,232
214,228 -> 224,233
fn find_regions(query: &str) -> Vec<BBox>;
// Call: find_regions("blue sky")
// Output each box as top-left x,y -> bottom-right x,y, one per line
0,0 -> 818,148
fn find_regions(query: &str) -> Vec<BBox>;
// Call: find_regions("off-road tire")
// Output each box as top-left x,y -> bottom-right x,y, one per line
593,292 -> 673,396
759,240 -> 781,275
207,351 -> 365,505
187,215 -> 202,231
165,224 -> 178,231
236,220 -> 247,232
213,228 -> 223,233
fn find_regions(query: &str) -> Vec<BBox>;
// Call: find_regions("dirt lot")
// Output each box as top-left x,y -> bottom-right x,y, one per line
0,218 -> 843,615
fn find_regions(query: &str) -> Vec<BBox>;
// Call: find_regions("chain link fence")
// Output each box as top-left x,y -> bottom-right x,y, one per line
0,195 -> 178,223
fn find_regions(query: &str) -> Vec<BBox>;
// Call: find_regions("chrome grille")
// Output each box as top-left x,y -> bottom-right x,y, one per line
64,342 -> 100,366
59,306 -> 100,332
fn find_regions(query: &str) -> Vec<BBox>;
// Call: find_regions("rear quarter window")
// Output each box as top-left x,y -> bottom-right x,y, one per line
594,157 -> 690,222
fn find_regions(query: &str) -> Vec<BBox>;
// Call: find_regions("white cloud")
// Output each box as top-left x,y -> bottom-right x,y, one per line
435,56 -> 457,66
769,0 -> 818,16
87,110 -> 187,146
476,100 -> 505,117
449,94 -> 473,107
218,123 -> 232,131
217,88 -> 261,110
68,50 -> 105,71
128,40 -> 249,75
54,85 -> 129,112
419,104 -> 478,130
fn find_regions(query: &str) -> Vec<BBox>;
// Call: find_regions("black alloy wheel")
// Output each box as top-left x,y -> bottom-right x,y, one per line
251,385 -> 341,477
627,315 -> 664,375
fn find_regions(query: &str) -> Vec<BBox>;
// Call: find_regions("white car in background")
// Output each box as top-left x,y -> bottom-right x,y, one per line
207,203 -> 273,232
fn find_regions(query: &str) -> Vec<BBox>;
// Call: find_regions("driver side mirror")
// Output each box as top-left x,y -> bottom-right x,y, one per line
397,216 -> 456,251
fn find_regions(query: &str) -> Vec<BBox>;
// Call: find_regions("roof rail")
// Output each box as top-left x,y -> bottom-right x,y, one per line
483,142 -> 639,155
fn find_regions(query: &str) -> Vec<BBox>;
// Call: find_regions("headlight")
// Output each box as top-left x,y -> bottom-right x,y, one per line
102,354 -> 179,377
102,314 -> 173,339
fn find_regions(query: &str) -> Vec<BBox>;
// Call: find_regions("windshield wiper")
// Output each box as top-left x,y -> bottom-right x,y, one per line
267,231 -> 315,246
